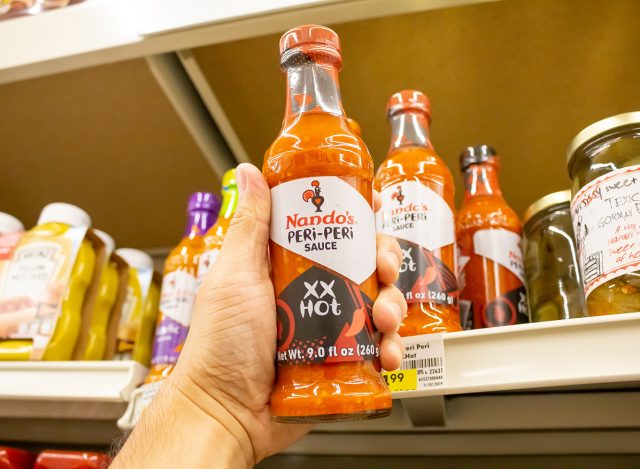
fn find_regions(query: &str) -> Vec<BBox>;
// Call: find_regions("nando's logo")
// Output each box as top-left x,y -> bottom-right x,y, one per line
285,179 -> 356,229
391,185 -> 405,205
302,180 -> 325,212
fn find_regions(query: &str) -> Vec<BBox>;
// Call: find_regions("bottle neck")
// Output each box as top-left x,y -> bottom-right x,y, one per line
218,187 -> 239,222
284,62 -> 344,119
463,163 -> 503,200
389,110 -> 433,151
185,210 -> 216,237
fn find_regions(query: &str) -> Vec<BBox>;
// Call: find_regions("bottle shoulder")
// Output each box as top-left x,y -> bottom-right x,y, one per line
375,147 -> 454,187
263,113 -> 373,183
457,197 -> 522,233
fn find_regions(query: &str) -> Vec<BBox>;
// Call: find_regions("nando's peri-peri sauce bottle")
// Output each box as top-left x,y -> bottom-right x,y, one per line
375,91 -> 462,336
264,25 -> 391,423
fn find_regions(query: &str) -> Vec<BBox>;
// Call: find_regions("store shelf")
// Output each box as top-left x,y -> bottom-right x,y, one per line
0,0 -> 494,84
397,312 -> 640,399
0,360 -> 146,418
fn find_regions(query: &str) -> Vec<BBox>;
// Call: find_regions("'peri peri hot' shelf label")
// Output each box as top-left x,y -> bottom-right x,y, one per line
376,181 -> 458,305
270,176 -> 378,365
571,165 -> 640,298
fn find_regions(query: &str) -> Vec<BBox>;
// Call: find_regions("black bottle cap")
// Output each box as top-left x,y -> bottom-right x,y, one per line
459,145 -> 498,171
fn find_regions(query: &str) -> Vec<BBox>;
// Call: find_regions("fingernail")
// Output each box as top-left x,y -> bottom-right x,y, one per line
236,164 -> 247,195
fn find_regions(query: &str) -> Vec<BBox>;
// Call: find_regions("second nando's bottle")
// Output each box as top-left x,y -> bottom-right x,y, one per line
263,25 -> 391,422
375,91 -> 462,336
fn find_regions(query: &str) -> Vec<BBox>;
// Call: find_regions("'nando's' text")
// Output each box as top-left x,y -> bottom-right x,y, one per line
380,202 -> 430,232
285,210 -> 356,252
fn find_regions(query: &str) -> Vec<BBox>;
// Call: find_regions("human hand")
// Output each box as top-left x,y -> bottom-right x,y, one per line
147,163 -> 406,466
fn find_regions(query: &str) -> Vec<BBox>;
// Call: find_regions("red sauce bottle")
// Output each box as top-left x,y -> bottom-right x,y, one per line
264,24 -> 391,422
456,145 -> 529,328
375,91 -> 462,335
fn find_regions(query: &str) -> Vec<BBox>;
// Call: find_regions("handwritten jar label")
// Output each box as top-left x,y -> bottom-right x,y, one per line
571,164 -> 640,297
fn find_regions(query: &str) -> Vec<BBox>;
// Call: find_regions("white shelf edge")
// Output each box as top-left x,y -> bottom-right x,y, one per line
0,0 -> 498,85
393,313 -> 640,399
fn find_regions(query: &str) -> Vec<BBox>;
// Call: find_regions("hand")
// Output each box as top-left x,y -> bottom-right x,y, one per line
115,163 -> 406,467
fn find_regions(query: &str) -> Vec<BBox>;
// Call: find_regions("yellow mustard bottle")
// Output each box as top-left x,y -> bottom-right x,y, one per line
114,248 -> 155,362
0,203 -> 95,360
82,230 -> 119,360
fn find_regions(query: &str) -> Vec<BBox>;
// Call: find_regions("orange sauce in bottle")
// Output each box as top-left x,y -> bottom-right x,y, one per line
375,91 -> 461,336
264,25 -> 391,422
456,145 -> 529,328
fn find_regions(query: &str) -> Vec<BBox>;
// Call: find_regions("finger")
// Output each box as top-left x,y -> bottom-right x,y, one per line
372,284 -> 406,334
373,190 -> 381,213
380,332 -> 403,371
376,234 -> 402,284
216,163 -> 271,273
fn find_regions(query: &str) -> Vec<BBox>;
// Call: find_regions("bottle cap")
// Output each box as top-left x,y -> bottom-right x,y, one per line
523,190 -> 572,225
280,24 -> 341,55
387,90 -> 432,122
93,229 -> 115,255
459,145 -> 499,171
222,168 -> 237,191
188,192 -> 220,213
115,248 -> 153,271
0,212 -> 24,234
347,118 -> 362,137
37,203 -> 91,228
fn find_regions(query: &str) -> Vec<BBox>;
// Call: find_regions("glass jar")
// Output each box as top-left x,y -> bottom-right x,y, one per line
523,190 -> 587,321
567,112 -> 640,315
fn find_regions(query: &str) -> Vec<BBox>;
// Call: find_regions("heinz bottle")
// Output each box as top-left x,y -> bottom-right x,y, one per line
264,25 -> 391,422
146,192 -> 219,383
456,145 -> 529,328
375,91 -> 461,336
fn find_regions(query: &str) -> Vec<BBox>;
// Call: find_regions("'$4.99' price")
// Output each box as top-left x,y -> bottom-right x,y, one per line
381,368 -> 417,392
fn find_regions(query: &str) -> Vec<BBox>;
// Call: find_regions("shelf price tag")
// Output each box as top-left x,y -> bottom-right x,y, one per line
382,368 -> 417,392
384,333 -> 446,393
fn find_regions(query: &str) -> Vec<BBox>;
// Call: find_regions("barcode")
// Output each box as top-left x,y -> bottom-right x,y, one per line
401,357 -> 442,370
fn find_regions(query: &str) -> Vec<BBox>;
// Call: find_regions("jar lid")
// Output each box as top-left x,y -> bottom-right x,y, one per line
459,144 -> 498,171
566,111 -> 640,166
0,212 -> 24,234
279,24 -> 340,55
523,189 -> 572,225
37,203 -> 91,228
115,248 -> 153,271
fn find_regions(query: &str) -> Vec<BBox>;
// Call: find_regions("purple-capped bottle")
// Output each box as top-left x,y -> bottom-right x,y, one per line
146,192 -> 220,383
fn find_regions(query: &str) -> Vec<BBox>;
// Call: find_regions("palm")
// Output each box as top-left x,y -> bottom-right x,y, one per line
180,219 -> 310,460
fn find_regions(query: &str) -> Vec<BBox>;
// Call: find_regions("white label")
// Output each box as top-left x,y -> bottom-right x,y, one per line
401,333 -> 446,390
376,181 -> 454,250
159,270 -> 197,327
571,165 -> 640,297
270,176 -> 376,284
196,248 -> 219,288
473,229 -> 525,283
2,241 -> 63,298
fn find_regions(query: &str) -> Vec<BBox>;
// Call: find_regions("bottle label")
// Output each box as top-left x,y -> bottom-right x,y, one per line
0,226 -> 87,359
376,181 -> 458,305
275,265 -> 378,365
196,248 -> 219,289
270,176 -> 378,365
151,270 -> 197,366
571,165 -> 640,297
159,270 -> 196,327
473,228 -> 526,283
481,286 -> 529,327
270,176 -> 376,284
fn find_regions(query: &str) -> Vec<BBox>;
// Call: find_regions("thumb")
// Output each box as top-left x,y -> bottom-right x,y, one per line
216,163 -> 271,276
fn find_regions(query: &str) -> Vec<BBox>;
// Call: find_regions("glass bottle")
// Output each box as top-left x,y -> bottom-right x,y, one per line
263,24 -> 391,422
375,90 -> 461,335
146,192 -> 220,383
456,145 -> 529,328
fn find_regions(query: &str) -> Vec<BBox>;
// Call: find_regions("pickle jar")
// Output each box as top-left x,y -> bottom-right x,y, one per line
567,112 -> 640,315
523,190 -> 587,321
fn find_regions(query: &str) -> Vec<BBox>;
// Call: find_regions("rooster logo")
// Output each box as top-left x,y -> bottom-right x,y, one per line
302,180 -> 325,212
391,185 -> 405,205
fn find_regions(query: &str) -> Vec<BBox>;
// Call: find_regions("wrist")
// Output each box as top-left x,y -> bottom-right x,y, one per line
113,377 -> 254,468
